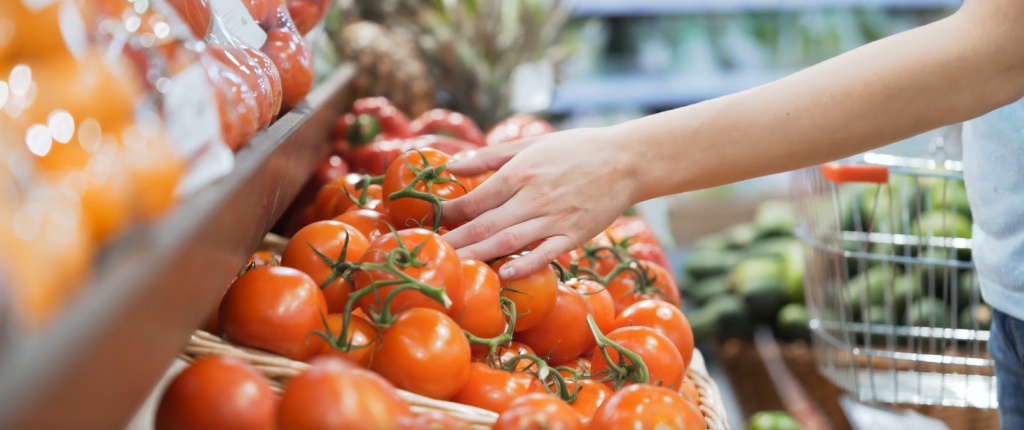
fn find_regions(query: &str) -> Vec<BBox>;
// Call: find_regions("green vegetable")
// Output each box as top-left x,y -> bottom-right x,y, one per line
686,249 -> 743,280
927,180 -> 971,221
959,303 -> 992,330
726,223 -> 758,249
754,199 -> 796,238
777,303 -> 812,341
748,411 -> 802,430
844,265 -> 897,312
732,256 -> 788,322
906,298 -> 952,328
685,274 -> 732,306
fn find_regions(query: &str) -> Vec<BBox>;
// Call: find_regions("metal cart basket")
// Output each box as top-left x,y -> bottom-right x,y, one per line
791,125 -> 996,410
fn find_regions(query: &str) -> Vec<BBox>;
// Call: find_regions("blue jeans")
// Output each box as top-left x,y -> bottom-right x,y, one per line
989,309 -> 1024,429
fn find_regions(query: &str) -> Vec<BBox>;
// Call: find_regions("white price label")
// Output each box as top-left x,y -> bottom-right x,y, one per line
163,64 -> 223,159
209,0 -> 268,48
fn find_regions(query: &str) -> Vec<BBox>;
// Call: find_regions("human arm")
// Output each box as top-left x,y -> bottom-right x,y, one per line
442,0 -> 1024,279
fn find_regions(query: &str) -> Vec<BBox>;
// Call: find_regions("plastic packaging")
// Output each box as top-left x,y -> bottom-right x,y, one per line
285,0 -> 330,36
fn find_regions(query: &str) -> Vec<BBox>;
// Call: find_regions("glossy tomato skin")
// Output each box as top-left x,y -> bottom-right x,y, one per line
451,260 -> 505,341
246,250 -> 281,268
155,356 -> 276,430
313,173 -> 383,220
382,148 -> 467,230
449,362 -> 545,414
491,256 -> 558,332
474,341 -> 537,372
285,0 -> 329,35
552,357 -> 592,379
309,313 -> 378,368
281,220 -> 370,313
353,228 -> 462,315
370,308 -> 472,400
493,393 -> 584,430
587,384 -> 705,430
396,410 -> 475,430
679,377 -> 701,406
261,27 -> 312,113
605,261 -> 681,315
567,379 -> 613,426
566,278 -> 615,338
332,209 -> 390,241
165,0 -> 212,39
219,266 -> 328,361
590,326 -> 685,390
614,299 -> 695,372
515,284 -> 593,362
278,356 -> 413,429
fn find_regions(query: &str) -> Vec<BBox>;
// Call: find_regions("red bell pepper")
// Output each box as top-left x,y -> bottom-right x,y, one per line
409,109 -> 485,146
485,114 -> 555,145
332,97 -> 415,174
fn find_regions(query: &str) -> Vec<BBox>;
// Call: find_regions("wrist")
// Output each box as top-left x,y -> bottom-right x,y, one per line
603,121 -> 651,206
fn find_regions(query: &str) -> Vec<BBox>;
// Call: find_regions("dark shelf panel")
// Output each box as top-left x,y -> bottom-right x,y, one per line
0,65 -> 355,429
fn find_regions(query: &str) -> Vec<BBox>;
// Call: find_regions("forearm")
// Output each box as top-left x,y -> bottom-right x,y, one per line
618,1 -> 1024,203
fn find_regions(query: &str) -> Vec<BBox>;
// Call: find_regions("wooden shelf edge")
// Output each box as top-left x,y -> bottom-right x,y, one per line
0,65 -> 356,429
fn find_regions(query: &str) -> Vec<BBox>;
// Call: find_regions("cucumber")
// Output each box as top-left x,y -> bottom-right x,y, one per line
844,265 -> 897,312
927,180 -> 971,221
748,411 -> 801,430
685,274 -> 732,306
906,297 -> 952,328
959,303 -> 992,330
693,233 -> 731,252
732,256 -> 788,322
781,240 -> 806,303
745,237 -> 797,259
912,211 -> 972,240
776,303 -> 812,342
689,294 -> 752,341
754,199 -> 796,238
957,270 -> 981,306
685,249 -> 742,280
726,223 -> 758,250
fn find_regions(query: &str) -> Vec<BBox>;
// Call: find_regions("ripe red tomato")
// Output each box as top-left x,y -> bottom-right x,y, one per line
552,357 -> 591,379
485,114 -> 555,146
491,256 -> 558,332
165,0 -> 212,39
313,173 -> 383,220
614,299 -> 695,371
449,362 -> 545,414
567,379 -> 613,426
588,384 -> 706,429
285,0 -> 329,35
353,228 -> 463,315
207,52 -> 260,149
450,260 -> 505,341
493,393 -> 583,430
576,246 -> 622,278
565,277 -> 615,338
397,410 -> 475,430
679,377 -> 700,406
515,284 -> 592,362
278,356 -> 413,429
332,209 -> 391,240
246,250 -> 280,268
261,28 -> 312,113
370,308 -> 472,400
309,313 -> 378,368
155,356 -> 276,430
475,341 -> 538,372
382,148 -> 467,230
241,45 -> 283,125
605,260 -> 680,315
219,266 -> 328,360
590,326 -> 684,390
207,45 -> 275,132
281,220 -> 370,313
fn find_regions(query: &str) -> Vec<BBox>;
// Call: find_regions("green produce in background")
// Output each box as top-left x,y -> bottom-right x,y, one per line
776,303 -> 811,342
686,249 -> 743,280
694,233 -> 731,252
957,270 -> 982,306
959,303 -> 992,330
686,274 -> 732,306
912,211 -> 972,240
748,411 -> 802,430
755,199 -> 796,238
732,256 -> 788,322
689,294 -> 753,341
843,265 -> 897,313
906,297 -> 952,328
727,222 -> 759,250
927,180 -> 971,221
781,240 -> 806,303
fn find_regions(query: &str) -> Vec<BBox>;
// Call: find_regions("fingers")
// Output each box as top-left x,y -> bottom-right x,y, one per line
442,192 -> 534,250
447,138 -> 536,176
440,170 -> 517,223
496,235 -> 576,280
453,217 -> 551,262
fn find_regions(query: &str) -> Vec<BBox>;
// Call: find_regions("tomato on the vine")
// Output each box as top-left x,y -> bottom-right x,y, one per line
449,362 -> 545,414
605,260 -> 680,315
281,220 -> 369,313
278,356 -> 413,429
493,393 -> 583,430
565,277 -> 615,337
352,228 -> 462,315
551,357 -> 591,379
382,148 -> 467,230
475,341 -> 537,372
588,384 -> 705,430
313,173 -> 383,221
332,209 -> 391,241
590,326 -> 685,390
370,308 -> 472,400
515,283 -> 592,362
614,299 -> 695,371
451,260 -> 505,341
246,250 -> 280,268
219,266 -> 328,361
491,256 -> 558,332
567,379 -> 613,426
155,356 -> 276,430
309,313 -> 378,368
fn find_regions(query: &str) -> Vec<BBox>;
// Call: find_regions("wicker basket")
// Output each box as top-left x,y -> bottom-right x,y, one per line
717,339 -> 998,430
182,330 -> 731,429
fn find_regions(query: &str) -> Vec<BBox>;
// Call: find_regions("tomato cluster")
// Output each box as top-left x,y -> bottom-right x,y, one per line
158,98 -> 705,429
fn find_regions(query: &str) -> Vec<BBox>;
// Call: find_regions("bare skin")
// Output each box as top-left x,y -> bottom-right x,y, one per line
441,0 -> 1024,280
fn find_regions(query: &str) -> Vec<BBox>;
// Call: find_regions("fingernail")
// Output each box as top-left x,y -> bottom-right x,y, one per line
500,266 -> 516,280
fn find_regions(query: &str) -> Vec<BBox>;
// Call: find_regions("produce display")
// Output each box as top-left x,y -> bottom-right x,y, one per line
155,97 -> 712,429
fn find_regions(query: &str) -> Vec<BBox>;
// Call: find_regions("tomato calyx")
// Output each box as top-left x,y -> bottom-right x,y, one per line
598,259 -> 672,303
336,175 -> 385,209
587,314 -> 651,390
465,297 -> 517,359
306,232 -> 359,290
386,150 -> 466,232
501,353 -> 572,401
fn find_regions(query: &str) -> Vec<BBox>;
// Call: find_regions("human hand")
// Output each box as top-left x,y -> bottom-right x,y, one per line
440,127 -> 639,280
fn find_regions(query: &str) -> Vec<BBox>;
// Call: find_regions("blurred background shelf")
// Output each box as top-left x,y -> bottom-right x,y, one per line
569,0 -> 962,17
0,66 -> 354,430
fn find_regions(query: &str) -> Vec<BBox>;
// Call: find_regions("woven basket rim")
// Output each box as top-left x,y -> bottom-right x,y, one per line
183,330 -> 731,429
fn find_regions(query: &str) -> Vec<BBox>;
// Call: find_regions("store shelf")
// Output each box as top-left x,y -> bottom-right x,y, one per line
569,0 -> 962,17
0,65 -> 355,429
549,70 -> 792,112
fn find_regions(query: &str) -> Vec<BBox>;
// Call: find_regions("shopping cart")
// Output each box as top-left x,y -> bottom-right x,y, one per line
791,125 -> 996,410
